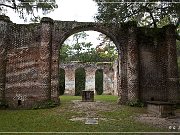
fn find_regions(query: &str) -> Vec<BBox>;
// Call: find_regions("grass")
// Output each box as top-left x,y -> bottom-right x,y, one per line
0,95 -> 169,134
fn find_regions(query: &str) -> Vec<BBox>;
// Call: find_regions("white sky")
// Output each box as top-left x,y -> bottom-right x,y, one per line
6,0 -> 102,47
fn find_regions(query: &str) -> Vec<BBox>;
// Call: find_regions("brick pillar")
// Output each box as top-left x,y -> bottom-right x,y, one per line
165,25 -> 179,102
103,69 -> 114,95
51,31 -> 59,102
113,60 -> 118,96
85,68 -> 95,92
39,17 -> 53,100
127,23 -> 139,102
65,68 -> 75,95
0,16 -> 10,102
118,47 -> 128,104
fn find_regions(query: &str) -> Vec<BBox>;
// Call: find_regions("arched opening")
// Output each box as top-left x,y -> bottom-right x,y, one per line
95,69 -> 103,95
58,29 -> 119,98
59,68 -> 65,95
75,68 -> 86,96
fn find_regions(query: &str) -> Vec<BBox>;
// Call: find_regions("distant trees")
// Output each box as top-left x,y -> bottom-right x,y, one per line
59,31 -> 118,63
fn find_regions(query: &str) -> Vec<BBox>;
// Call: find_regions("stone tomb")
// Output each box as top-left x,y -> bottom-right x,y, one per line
147,101 -> 175,118
82,90 -> 94,102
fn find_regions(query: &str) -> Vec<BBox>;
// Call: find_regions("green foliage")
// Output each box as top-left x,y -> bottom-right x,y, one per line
59,68 -> 65,95
0,0 -> 58,22
95,69 -> 103,95
127,100 -> 144,108
75,68 -> 85,96
0,100 -> 8,109
60,31 -> 118,63
94,0 -> 179,27
32,100 -> 58,109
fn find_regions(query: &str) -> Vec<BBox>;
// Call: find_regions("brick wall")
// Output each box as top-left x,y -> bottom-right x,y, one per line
0,15 -> 179,109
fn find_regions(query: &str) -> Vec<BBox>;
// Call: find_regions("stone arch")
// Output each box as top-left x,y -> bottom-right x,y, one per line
57,24 -> 120,52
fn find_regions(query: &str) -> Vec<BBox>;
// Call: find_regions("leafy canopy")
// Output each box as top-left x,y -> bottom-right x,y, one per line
0,0 -> 58,22
59,31 -> 118,63
93,0 -> 180,40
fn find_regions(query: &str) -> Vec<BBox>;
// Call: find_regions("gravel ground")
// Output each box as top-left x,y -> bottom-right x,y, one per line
135,112 -> 180,131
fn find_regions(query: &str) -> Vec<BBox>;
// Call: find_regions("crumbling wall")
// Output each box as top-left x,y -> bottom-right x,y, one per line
0,15 -> 178,109
5,22 -> 43,108
138,25 -> 179,102
59,62 -> 116,95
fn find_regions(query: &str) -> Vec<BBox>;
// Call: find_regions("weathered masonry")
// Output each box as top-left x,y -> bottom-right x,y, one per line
0,15 -> 179,109
59,62 -> 118,95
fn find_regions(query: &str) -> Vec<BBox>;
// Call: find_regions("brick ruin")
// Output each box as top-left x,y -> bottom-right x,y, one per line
0,15 -> 179,109
59,62 -> 118,95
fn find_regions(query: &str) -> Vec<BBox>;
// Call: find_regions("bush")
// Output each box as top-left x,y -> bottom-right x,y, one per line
32,100 -> 58,109
0,100 -> 8,109
127,100 -> 144,107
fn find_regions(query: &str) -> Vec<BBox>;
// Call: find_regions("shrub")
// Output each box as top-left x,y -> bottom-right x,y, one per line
127,100 -> 144,107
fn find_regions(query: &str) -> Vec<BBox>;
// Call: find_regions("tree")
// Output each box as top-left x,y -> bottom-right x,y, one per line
59,31 -> 118,63
0,0 -> 58,22
96,33 -> 118,62
93,0 -> 180,40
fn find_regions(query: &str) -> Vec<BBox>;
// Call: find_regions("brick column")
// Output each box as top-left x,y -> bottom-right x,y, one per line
165,25 -> 179,102
127,23 -> 139,102
0,16 -> 10,102
85,68 -> 95,92
65,68 -> 75,95
103,69 -> 114,95
39,17 -> 53,100
51,30 -> 60,102
118,47 -> 128,104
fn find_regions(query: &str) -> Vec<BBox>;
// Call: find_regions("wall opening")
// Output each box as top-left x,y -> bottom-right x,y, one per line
59,68 -> 65,95
59,30 -> 118,96
95,69 -> 103,95
75,68 -> 86,96
18,100 -> 22,106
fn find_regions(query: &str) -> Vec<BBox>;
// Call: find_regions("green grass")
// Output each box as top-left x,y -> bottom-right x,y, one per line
0,95 -> 169,133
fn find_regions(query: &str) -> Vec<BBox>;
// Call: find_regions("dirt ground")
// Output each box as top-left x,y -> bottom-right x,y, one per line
135,112 -> 180,131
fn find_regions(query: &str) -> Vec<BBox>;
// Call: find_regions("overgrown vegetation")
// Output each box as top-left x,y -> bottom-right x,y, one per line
75,68 -> 85,96
127,100 -> 144,108
95,69 -> 103,95
32,100 -> 59,109
59,68 -> 65,95
0,100 -> 8,109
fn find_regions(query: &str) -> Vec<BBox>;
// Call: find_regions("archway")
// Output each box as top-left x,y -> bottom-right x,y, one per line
58,30 -> 119,97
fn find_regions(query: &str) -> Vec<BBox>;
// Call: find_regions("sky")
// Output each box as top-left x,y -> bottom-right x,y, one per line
6,0 -> 103,47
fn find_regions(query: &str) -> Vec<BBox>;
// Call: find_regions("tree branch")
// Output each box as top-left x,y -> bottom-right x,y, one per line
176,17 -> 180,28
0,4 -> 16,9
